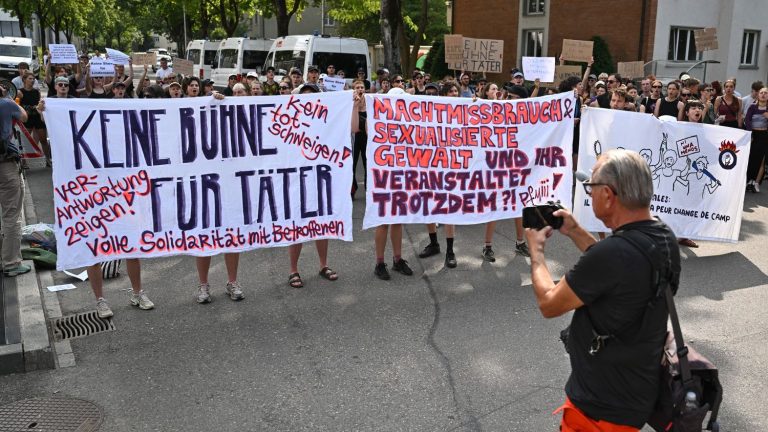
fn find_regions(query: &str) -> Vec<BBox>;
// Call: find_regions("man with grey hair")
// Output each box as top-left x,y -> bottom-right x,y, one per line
525,149 -> 681,430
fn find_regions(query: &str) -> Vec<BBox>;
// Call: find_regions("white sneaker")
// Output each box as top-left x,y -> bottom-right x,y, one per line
130,290 -> 155,310
754,181 -> 761,193
225,281 -> 245,301
96,298 -> 113,319
196,283 -> 212,304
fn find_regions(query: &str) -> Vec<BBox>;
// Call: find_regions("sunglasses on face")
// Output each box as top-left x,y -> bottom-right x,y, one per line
681,93 -> 691,97
280,86 -> 290,90
652,85 -> 662,88
57,83 -> 69,88
704,88 -> 713,92
394,79 -> 403,83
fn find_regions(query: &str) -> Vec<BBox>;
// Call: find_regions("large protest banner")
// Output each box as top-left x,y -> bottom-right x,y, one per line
45,92 -> 354,270
363,92 -> 576,228
574,109 -> 750,242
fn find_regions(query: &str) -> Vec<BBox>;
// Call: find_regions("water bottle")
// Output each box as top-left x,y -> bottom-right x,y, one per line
684,391 -> 698,412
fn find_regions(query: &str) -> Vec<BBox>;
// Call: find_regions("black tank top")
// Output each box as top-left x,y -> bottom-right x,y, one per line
657,98 -> 679,117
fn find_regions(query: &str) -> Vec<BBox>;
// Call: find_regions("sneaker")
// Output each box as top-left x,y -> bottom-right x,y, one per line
196,283 -> 212,304
515,241 -> 531,258
96,298 -> 113,319
392,259 -> 414,276
754,181 -> 761,193
445,252 -> 457,268
374,262 -> 390,280
418,242 -> 441,258
482,246 -> 496,262
130,290 -> 155,310
747,181 -> 756,193
225,281 -> 245,301
3,264 -> 31,277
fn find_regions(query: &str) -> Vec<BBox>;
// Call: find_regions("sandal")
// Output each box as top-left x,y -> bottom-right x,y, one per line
678,238 -> 699,248
288,272 -> 304,288
318,266 -> 338,281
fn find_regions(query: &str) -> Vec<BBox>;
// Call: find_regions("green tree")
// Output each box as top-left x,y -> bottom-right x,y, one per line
591,36 -> 614,76
423,35 -> 449,79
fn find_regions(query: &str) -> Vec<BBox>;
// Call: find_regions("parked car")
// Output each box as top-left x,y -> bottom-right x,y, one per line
210,37 -> 272,90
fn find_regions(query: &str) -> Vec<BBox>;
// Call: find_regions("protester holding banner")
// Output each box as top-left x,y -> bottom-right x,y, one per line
183,76 -> 201,97
85,70 -> 110,99
744,87 -> 768,193
653,82 -> 684,119
714,79 -> 743,128
639,79 -> 661,115
106,62 -> 135,98
44,62 -> 78,98
351,80 -> 368,200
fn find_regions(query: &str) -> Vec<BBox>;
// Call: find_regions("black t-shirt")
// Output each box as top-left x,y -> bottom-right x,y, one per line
657,98 -> 680,117
564,219 -> 680,428
47,76 -> 78,98
640,97 -> 658,114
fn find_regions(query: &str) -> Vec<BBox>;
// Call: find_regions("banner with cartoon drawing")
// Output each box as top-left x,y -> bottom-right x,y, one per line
44,92 -> 354,270
362,92 -> 576,228
574,108 -> 751,242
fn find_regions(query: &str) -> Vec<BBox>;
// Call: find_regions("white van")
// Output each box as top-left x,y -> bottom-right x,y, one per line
210,38 -> 272,90
0,37 -> 38,79
186,40 -> 219,80
265,35 -> 371,84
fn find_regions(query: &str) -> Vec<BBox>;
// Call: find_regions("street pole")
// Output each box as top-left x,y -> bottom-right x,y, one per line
183,3 -> 188,54
321,0 -> 325,35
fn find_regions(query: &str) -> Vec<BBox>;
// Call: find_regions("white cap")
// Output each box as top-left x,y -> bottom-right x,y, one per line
246,71 -> 259,78
319,73 -> 328,80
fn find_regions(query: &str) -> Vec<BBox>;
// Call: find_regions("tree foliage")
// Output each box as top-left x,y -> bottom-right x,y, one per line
591,36 -> 614,76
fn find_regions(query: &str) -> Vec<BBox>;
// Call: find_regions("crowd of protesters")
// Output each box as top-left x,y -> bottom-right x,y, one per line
6,52 -> 766,318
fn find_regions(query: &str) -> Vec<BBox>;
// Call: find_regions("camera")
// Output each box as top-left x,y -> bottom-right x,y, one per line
522,202 -> 565,230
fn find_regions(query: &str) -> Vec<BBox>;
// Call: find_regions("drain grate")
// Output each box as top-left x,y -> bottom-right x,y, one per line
51,311 -> 116,342
0,397 -> 103,431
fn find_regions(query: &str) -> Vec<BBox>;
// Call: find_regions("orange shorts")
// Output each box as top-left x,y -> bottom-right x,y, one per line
554,397 -> 640,432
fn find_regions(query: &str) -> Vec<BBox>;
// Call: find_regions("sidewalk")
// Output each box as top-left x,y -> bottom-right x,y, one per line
1,165 -> 766,430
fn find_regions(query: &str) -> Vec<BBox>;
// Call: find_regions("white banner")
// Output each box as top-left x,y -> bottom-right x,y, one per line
49,44 -> 79,64
45,92 -> 354,270
574,108 -> 751,242
362,92 -> 576,228
106,48 -> 130,65
522,57 -> 556,82
323,76 -> 346,92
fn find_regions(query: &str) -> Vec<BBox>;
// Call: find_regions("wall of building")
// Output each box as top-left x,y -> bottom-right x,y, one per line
248,7 -> 340,40
452,0 -> 518,82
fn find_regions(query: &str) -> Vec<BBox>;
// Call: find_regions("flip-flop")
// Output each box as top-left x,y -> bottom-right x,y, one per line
318,267 -> 338,281
288,272 -> 304,288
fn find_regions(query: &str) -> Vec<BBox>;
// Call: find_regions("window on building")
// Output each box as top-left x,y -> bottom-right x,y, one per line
668,27 -> 702,61
525,0 -> 545,15
324,13 -> 336,27
522,29 -> 544,57
740,30 -> 760,67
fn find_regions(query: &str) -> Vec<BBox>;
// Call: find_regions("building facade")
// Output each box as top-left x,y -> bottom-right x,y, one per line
452,0 -> 767,93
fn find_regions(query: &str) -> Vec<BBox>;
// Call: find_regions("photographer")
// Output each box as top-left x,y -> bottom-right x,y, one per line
0,84 -> 30,276
525,149 -> 680,431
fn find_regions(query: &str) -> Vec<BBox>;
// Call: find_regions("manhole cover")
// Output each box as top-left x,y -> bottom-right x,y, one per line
0,397 -> 103,431
50,311 -> 116,342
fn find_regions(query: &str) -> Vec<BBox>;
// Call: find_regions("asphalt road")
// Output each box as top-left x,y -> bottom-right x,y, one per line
1,168 -> 767,429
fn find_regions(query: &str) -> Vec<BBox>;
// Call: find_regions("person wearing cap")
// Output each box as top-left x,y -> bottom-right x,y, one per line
246,71 -> 260,88
106,60 -> 135,97
111,80 -> 127,99
424,82 -> 439,96
289,67 -> 304,89
44,60 -> 78,98
504,68 -> 525,91
221,74 -> 237,96
201,79 -> 214,96
262,66 -> 279,95
167,81 -> 182,98
373,68 -> 389,93
155,57 -> 173,84
407,71 -> 426,95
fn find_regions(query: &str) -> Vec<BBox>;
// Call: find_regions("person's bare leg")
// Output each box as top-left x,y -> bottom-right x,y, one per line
125,258 -> 141,293
391,224 -> 403,259
315,239 -> 329,269
37,128 -> 50,161
224,253 -> 239,283
288,244 -> 302,274
484,221 -> 496,245
87,264 -> 104,299
196,256 -> 211,284
514,218 -> 524,242
445,224 -> 455,238
375,226 -> 388,261
426,223 -> 437,234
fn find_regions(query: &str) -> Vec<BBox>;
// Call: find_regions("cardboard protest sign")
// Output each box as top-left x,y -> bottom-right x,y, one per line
44,92 -> 354,270
553,65 -> 582,86
694,28 -> 718,51
575,109 -> 751,242
49,44 -> 79,64
617,61 -> 645,79
522,57 -> 556,82
89,59 -> 115,77
323,76 -> 346,91
363,92 -> 576,228
106,48 -> 130,65
561,39 -> 593,63
444,34 -> 464,63
173,57 -> 194,76
448,37 -> 504,73
131,52 -> 157,66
